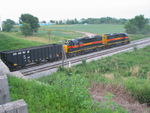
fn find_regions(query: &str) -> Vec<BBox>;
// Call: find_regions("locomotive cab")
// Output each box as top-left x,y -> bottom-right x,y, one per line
63,40 -> 69,53
63,40 -> 74,53
102,34 -> 108,44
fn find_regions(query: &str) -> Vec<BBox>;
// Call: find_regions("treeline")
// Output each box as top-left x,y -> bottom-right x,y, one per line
1,14 -> 150,35
51,17 -> 128,24
80,17 -> 127,24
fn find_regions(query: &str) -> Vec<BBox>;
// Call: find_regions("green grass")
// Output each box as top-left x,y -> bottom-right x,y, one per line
40,24 -> 150,41
8,76 -> 127,113
129,34 -> 150,41
38,46 -> 150,107
0,32 -> 43,51
124,77 -> 150,103
8,45 -> 150,113
35,29 -> 83,43
42,24 -> 125,34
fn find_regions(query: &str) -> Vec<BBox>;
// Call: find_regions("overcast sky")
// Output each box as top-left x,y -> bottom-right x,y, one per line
0,0 -> 150,22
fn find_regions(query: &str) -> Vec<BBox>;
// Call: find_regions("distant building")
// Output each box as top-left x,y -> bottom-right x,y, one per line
39,22 -> 55,26
84,23 -> 88,25
18,22 -> 55,27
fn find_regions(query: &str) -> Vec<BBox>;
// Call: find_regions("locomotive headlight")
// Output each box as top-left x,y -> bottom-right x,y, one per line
13,64 -> 17,66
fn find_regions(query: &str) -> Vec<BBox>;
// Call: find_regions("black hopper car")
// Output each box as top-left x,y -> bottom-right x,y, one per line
0,44 -> 62,71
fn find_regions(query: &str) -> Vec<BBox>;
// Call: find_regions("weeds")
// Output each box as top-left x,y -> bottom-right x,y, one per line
82,59 -> 87,66
9,75 -> 127,113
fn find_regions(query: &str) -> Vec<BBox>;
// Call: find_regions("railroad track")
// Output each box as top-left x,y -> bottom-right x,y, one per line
20,38 -> 150,77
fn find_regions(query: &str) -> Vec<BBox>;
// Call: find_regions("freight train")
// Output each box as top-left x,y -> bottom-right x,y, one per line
0,33 -> 129,71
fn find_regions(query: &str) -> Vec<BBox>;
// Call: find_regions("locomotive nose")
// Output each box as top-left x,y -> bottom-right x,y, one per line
63,45 -> 68,53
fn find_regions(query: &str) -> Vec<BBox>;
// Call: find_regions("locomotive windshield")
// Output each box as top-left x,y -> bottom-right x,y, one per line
64,40 -> 74,46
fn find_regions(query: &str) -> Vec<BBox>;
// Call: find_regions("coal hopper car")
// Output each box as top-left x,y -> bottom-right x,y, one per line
0,44 -> 62,71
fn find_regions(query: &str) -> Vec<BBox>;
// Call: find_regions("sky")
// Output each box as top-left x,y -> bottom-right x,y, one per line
0,0 -> 150,22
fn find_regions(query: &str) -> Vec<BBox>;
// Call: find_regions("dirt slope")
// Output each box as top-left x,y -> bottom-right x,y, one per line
89,83 -> 150,113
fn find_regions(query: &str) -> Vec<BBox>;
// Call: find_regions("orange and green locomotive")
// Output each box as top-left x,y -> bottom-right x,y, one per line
64,33 -> 129,57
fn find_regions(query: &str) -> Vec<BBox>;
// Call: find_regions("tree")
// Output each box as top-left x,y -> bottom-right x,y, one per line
2,19 -> 15,32
125,15 -> 149,34
20,23 -> 32,36
19,14 -> 39,35
125,23 -> 138,34
58,20 -> 63,24
41,20 -> 46,23
50,20 -> 55,23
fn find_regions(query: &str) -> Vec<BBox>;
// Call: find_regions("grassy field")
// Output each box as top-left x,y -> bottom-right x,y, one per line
41,24 -> 125,34
35,29 -> 83,43
1,24 -> 150,51
128,34 -> 150,41
41,24 -> 150,41
8,46 -> 150,113
0,32 -> 44,51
